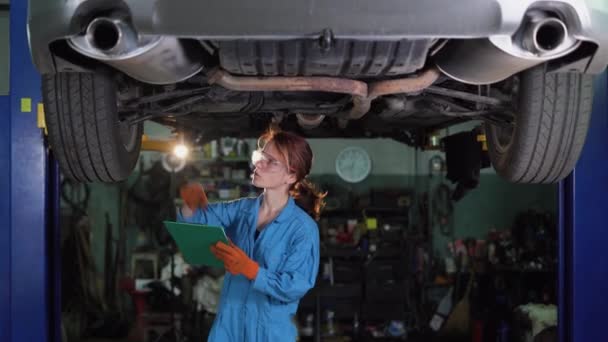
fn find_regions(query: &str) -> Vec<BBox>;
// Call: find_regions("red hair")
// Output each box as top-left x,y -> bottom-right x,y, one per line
258,126 -> 326,220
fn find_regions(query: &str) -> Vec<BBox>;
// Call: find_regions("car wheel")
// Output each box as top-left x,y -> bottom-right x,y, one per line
486,64 -> 594,184
42,72 -> 142,182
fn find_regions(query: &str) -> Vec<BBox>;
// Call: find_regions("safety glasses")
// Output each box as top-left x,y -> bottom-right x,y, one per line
251,149 -> 289,173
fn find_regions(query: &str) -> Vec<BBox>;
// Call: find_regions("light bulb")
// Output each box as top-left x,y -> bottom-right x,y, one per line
173,144 -> 189,159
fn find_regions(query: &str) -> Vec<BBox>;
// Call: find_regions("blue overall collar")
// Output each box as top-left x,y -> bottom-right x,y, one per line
257,194 -> 295,223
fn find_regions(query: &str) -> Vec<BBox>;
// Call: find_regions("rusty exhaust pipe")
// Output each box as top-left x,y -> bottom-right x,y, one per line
347,67 -> 441,120
208,68 -> 368,97
207,67 -> 440,121
368,68 -> 441,98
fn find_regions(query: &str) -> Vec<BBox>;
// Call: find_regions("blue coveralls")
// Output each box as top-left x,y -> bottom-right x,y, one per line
178,195 -> 320,341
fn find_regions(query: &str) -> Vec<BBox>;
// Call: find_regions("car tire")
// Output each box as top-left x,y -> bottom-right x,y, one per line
486,64 -> 594,184
42,72 -> 142,182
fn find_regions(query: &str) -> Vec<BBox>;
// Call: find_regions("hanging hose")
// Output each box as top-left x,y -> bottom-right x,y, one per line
431,183 -> 454,236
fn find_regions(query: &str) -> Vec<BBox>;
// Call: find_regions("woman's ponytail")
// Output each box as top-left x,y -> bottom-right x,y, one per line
290,178 -> 326,221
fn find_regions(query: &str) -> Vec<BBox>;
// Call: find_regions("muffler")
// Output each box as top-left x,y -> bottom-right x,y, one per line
68,17 -> 204,84
435,10 -> 580,84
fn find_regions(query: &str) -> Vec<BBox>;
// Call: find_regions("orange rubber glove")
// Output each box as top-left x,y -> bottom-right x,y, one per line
210,241 -> 259,280
179,182 -> 208,211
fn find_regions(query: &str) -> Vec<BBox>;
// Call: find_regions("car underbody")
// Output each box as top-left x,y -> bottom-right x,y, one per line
115,76 -> 514,144
28,0 -> 608,183
71,34 -> 519,143
32,1 -> 604,141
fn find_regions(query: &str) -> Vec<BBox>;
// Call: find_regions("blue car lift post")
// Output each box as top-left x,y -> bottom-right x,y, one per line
1,2 -> 608,341
0,1 -> 61,342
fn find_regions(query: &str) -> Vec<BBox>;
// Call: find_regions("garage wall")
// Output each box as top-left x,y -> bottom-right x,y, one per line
433,175 -> 556,256
311,173 -> 556,260
77,122 -> 556,275
309,120 -> 498,177
306,133 -> 556,258
316,137 -> 556,262
86,184 -> 122,278
143,123 -> 418,176
149,121 -> 554,251
309,138 -> 417,175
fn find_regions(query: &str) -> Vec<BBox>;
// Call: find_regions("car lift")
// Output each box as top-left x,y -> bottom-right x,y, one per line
1,2 -> 607,341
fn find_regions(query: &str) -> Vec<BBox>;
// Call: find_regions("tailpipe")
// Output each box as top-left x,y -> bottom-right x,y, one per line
522,16 -> 568,54
68,17 -> 204,84
435,10 -> 579,84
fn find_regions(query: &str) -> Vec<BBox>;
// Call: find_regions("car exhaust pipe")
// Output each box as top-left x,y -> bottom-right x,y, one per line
347,67 -> 441,120
522,16 -> 568,54
87,17 -> 134,55
207,68 -> 368,97
434,10 -> 579,84
68,17 -> 204,84
208,67 -> 439,122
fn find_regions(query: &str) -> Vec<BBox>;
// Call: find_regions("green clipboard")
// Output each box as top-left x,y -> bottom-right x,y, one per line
163,220 -> 229,268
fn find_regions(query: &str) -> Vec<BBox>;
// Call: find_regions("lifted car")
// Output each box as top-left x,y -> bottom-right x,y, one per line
28,0 -> 608,183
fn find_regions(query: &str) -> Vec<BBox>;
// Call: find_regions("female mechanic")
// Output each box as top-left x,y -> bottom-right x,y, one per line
178,127 -> 326,341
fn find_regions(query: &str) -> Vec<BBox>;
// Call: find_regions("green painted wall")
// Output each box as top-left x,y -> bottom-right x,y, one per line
309,138 -> 418,175
87,184 -> 123,276
61,182 -> 124,276
310,172 -> 556,256
431,174 -> 556,256
306,135 -> 556,257
71,125 -> 556,275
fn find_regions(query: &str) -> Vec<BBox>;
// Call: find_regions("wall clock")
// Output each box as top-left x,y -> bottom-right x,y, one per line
335,146 -> 372,183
